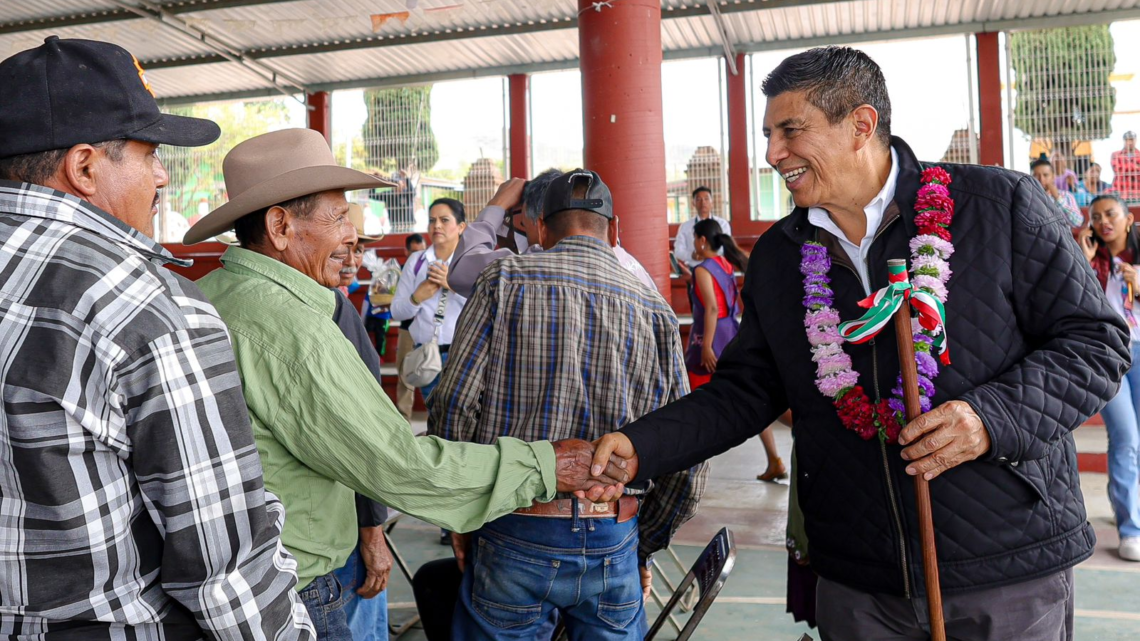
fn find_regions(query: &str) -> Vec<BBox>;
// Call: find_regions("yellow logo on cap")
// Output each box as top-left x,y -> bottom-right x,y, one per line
131,54 -> 155,98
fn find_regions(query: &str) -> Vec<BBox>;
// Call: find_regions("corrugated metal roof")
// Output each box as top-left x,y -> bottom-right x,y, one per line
3,0 -> 1139,101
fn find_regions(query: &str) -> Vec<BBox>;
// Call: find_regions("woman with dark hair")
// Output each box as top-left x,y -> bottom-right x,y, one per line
1032,156 -> 1084,229
391,197 -> 469,403
687,220 -> 787,481
1080,194 -> 1140,562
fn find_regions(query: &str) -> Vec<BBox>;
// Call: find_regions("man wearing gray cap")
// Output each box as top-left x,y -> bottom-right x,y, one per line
430,169 -> 707,640
0,37 -> 312,639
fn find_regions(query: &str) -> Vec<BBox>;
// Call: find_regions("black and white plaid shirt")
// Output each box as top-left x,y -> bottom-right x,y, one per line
0,181 -> 312,640
429,236 -> 708,561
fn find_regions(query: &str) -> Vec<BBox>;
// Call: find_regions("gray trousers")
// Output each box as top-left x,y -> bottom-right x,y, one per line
816,568 -> 1074,641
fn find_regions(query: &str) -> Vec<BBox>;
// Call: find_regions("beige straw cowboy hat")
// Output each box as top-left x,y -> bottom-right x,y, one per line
183,128 -> 395,244
348,203 -> 383,243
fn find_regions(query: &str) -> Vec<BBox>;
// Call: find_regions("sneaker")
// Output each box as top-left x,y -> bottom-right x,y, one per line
1120,536 -> 1140,562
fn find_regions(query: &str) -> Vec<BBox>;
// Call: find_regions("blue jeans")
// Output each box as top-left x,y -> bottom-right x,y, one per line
299,572 -> 353,641
331,544 -> 389,641
1100,342 -> 1140,538
452,509 -> 646,641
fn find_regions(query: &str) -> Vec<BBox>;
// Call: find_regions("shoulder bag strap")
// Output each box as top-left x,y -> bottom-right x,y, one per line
432,288 -> 449,341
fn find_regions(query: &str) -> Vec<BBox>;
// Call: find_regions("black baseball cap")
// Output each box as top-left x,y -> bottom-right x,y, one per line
542,169 -> 613,220
0,36 -> 220,158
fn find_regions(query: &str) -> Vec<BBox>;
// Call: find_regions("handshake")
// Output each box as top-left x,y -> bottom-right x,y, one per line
550,434 -> 639,502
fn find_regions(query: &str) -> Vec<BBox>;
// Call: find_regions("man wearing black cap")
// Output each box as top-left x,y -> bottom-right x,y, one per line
0,37 -> 312,639
429,169 -> 707,640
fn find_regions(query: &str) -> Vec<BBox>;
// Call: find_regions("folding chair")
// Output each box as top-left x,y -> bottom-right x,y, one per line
644,527 -> 736,641
552,527 -> 737,641
646,545 -> 700,634
383,511 -> 421,638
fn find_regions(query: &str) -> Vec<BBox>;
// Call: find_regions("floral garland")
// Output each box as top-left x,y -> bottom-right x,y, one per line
801,167 -> 955,443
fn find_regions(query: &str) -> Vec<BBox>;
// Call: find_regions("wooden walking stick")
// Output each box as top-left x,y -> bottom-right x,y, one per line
889,258 -> 947,641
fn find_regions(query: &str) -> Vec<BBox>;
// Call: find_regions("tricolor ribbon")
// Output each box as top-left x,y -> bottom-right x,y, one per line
838,263 -> 951,365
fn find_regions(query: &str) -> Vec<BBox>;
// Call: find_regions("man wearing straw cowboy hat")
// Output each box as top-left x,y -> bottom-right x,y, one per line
184,128 -> 634,639
590,46 -> 1128,639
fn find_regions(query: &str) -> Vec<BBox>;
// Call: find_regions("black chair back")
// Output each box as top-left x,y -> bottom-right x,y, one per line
644,527 -> 736,641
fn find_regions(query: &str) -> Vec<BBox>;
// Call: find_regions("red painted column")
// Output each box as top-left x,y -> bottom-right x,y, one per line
726,53 -> 751,229
508,74 -> 531,179
579,0 -> 668,293
307,91 -> 332,145
976,32 -> 1004,167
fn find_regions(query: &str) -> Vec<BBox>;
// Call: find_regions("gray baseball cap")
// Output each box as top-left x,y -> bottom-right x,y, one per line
542,169 -> 614,220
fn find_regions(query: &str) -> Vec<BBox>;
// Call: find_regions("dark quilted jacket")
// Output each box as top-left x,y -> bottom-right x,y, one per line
623,137 -> 1130,596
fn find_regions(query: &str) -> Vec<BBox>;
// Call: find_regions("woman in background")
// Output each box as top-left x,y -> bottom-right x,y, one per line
1079,194 -> 1140,562
391,198 -> 469,404
686,219 -> 787,481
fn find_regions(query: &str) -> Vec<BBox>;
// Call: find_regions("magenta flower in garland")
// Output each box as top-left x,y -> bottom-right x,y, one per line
801,167 -> 955,443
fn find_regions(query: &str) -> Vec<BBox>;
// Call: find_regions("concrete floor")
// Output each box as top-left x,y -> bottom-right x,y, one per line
384,420 -> 1140,640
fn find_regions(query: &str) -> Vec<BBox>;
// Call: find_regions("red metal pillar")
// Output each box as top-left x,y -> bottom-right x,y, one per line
726,53 -> 751,229
307,91 -> 332,145
976,32 -> 1004,167
508,74 -> 531,179
579,0 -> 668,293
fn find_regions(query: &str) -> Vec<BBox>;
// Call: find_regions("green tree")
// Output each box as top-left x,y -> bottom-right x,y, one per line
1011,25 -> 1117,146
362,86 -> 439,174
163,100 -> 294,217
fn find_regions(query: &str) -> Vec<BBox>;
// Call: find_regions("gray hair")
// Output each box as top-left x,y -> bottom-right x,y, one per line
762,46 -> 892,147
0,140 -> 128,185
522,168 -> 563,221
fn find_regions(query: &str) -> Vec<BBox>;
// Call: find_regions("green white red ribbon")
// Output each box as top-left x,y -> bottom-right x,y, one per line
838,263 -> 951,365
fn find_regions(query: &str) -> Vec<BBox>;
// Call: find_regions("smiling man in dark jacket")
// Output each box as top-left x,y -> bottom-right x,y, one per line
590,47 -> 1129,640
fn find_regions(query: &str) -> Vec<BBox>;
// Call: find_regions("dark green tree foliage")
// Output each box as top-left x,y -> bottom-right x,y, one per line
1011,25 -> 1117,144
363,86 -> 439,173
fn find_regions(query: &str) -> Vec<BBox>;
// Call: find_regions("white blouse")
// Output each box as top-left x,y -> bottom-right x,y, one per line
390,245 -> 468,346
1104,257 -> 1140,343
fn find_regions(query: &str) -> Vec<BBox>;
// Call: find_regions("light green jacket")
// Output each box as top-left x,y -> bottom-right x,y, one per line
197,247 -> 556,589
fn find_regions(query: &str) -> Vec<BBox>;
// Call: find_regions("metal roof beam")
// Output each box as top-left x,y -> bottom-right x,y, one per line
141,16 -> 580,69
113,0 -> 309,101
0,0 -> 839,37
150,5 -> 1140,104
706,0 -> 739,75
0,0 -> 298,35
139,0 -> 801,70
137,0 -> 1140,71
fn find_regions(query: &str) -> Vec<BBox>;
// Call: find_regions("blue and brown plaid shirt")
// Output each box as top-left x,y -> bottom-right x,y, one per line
429,235 -> 707,561
0,181 -> 311,640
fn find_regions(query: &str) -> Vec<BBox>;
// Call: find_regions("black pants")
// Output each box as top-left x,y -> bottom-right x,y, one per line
413,558 -> 463,641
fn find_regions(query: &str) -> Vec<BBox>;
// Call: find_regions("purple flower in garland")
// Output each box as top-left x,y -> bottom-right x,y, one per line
887,397 -> 905,416
805,283 -> 834,298
800,198 -> 956,444
804,294 -> 834,308
914,350 -> 939,378
800,245 -> 832,276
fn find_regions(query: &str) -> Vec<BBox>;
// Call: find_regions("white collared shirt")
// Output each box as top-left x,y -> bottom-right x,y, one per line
675,214 -> 733,268
390,244 -> 468,346
807,147 -> 900,295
